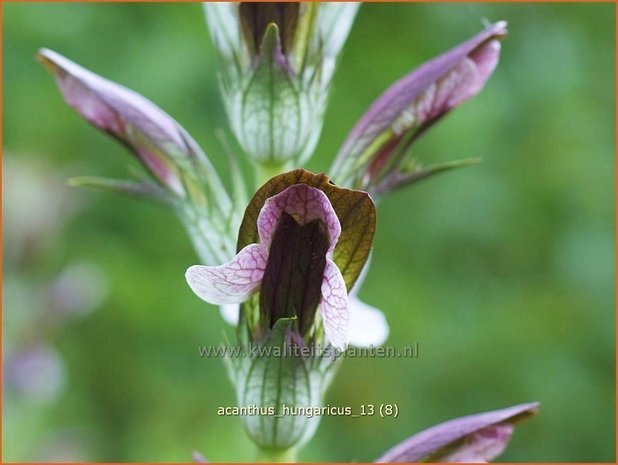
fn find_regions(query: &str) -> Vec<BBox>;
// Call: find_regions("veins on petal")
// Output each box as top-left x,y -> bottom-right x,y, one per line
319,258 -> 349,349
186,243 -> 267,304
257,184 -> 341,251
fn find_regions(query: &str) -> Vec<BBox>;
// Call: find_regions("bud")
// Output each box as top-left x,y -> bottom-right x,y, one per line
204,3 -> 359,167
331,22 -> 507,195
38,48 -> 238,265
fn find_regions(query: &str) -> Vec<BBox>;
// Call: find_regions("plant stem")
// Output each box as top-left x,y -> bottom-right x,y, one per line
255,446 -> 298,463
255,162 -> 292,188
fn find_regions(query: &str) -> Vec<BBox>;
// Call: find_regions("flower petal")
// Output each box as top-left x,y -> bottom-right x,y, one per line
259,212 -> 330,336
346,256 -> 389,347
319,258 -> 350,349
238,169 -> 376,291
192,450 -> 208,463
376,402 -> 539,463
257,184 -> 341,253
186,244 -> 267,305
220,303 -> 240,325
348,296 -> 389,347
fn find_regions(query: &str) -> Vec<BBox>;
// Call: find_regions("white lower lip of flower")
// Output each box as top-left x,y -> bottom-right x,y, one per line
235,355 -> 326,450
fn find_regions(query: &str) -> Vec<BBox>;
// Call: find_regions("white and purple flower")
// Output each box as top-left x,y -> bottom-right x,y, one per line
186,170 -> 385,350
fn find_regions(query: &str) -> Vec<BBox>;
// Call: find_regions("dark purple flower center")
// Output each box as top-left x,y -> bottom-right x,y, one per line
259,212 -> 329,336
239,3 -> 299,56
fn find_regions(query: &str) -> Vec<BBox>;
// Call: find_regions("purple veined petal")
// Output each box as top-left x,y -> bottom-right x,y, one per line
376,402 -> 539,463
319,258 -> 350,349
186,244 -> 268,305
256,184 -> 341,253
332,22 -> 507,188
37,48 -> 215,196
348,296 -> 389,347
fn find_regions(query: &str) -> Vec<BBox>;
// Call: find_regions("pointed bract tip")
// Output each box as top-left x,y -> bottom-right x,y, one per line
494,20 -> 508,33
36,48 -> 57,72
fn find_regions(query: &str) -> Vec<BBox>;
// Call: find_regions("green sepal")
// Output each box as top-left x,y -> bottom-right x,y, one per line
233,317 -> 337,451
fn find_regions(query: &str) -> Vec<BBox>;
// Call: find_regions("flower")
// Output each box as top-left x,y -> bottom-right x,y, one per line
37,48 -> 240,265
376,402 -> 539,463
187,183 -> 346,347
205,3 -> 359,167
186,170 -> 379,349
331,21 -> 508,195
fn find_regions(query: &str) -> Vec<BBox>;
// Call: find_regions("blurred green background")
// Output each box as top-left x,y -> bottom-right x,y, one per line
3,2 -> 615,462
